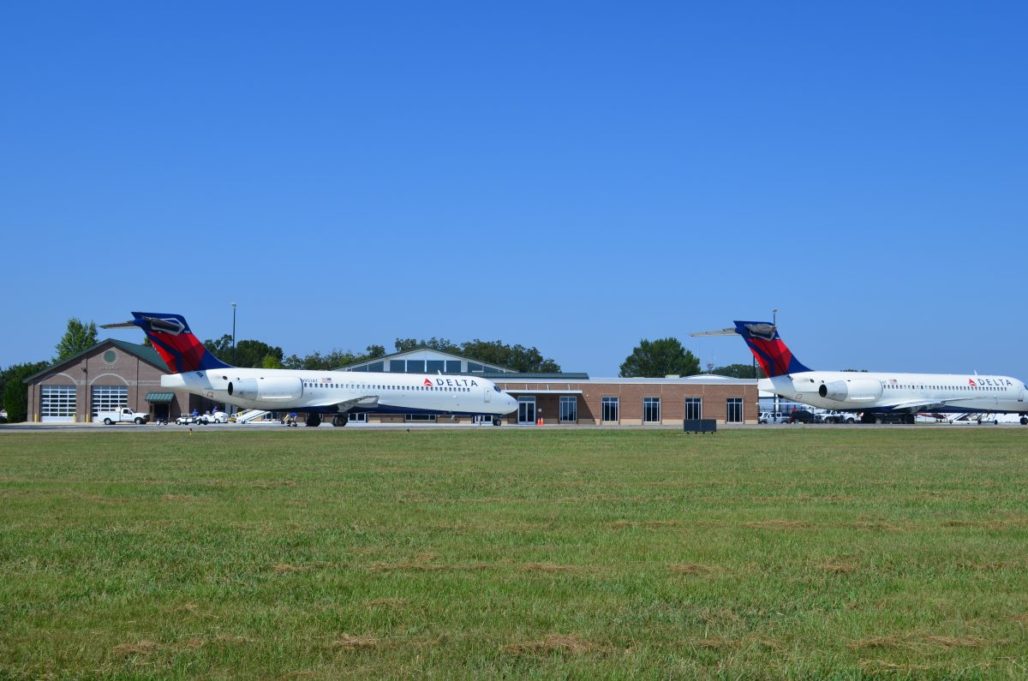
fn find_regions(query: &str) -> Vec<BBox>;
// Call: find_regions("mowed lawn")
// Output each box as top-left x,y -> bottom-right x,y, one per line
1,428 -> 1027,679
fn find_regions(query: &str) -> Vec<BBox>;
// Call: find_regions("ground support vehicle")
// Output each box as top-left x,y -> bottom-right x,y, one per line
97,408 -> 149,425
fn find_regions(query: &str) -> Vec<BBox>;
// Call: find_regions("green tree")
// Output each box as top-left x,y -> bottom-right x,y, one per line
394,337 -> 461,354
233,340 -> 284,368
619,338 -> 700,378
55,318 -> 98,361
460,340 -> 560,373
282,346 -> 386,370
2,361 -> 49,422
203,336 -> 284,368
282,353 -> 304,369
709,363 -> 764,379
204,334 -> 233,359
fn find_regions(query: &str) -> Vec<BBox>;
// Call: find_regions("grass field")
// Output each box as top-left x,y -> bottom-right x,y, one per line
1,428 -> 1027,679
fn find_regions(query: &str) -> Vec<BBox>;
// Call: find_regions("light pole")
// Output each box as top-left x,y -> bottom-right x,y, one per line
771,307 -> 779,412
229,303 -> 238,416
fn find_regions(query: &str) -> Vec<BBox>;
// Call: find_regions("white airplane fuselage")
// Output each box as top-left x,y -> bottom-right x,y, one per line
162,367 -> 518,416
765,371 -> 1027,414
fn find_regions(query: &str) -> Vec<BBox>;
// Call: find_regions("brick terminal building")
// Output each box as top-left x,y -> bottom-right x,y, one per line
493,375 -> 753,425
342,349 -> 757,425
23,343 -> 757,425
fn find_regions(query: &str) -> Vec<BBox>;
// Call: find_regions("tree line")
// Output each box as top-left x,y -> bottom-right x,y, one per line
618,338 -> 762,379
1,318 -> 758,422
1,318 -> 98,423
200,335 -> 561,373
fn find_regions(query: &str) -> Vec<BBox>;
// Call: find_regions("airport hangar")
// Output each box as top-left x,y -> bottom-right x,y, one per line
24,341 -> 759,425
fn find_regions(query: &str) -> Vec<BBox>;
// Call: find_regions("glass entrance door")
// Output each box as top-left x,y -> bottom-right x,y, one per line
517,396 -> 536,424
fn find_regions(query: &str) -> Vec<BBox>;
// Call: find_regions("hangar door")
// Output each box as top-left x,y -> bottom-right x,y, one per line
91,385 -> 128,419
40,385 -> 77,423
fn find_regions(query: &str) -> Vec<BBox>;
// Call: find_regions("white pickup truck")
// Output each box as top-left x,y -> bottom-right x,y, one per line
97,407 -> 149,425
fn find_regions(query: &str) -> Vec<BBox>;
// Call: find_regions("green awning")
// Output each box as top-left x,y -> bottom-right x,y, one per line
145,392 -> 175,403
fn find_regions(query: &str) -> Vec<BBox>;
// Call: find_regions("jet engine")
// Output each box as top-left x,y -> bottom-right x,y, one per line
227,376 -> 303,403
818,378 -> 883,403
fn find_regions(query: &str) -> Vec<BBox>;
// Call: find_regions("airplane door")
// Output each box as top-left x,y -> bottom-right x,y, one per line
1019,384 -> 1025,402
484,385 -> 492,403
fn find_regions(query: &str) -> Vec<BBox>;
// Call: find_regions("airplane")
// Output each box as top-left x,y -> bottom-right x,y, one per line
692,321 -> 1028,425
103,312 -> 519,427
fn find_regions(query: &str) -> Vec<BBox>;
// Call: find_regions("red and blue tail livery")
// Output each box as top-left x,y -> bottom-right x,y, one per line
129,312 -> 230,373
104,309 -> 519,425
733,320 -> 811,377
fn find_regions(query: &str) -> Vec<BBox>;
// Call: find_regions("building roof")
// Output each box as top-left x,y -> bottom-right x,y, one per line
23,338 -> 168,383
483,372 -> 590,380
494,374 -> 756,385
342,346 -> 519,373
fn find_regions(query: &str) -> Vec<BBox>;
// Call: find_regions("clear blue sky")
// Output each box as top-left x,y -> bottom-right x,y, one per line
2,2 -> 1026,377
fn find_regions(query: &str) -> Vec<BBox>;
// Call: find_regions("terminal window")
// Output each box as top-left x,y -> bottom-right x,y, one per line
685,397 -> 702,420
601,396 -> 619,422
559,396 -> 578,423
643,397 -> 661,423
727,398 -> 743,423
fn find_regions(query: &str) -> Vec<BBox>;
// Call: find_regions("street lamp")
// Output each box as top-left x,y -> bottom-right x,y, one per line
770,308 -> 779,409
231,303 -> 237,365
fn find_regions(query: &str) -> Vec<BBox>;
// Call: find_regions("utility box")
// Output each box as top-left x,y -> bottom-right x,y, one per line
683,419 -> 716,434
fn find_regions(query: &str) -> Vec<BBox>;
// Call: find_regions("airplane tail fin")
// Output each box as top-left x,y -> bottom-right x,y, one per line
103,312 -> 230,373
732,320 -> 811,377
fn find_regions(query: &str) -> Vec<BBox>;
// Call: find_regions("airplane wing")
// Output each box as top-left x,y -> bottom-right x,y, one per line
875,396 -> 974,413
307,395 -> 380,411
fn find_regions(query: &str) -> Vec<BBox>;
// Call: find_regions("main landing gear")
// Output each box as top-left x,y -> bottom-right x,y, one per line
305,413 -> 322,427
859,412 -> 915,424
332,414 -> 348,427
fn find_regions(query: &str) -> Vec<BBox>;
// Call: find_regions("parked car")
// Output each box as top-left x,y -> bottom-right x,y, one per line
199,411 -> 228,424
97,407 -> 149,425
176,414 -> 200,425
823,410 -> 857,424
759,411 -> 786,424
788,409 -> 822,424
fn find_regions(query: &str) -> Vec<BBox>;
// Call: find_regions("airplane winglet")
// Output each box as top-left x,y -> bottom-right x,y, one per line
100,320 -> 139,329
689,327 -> 739,337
